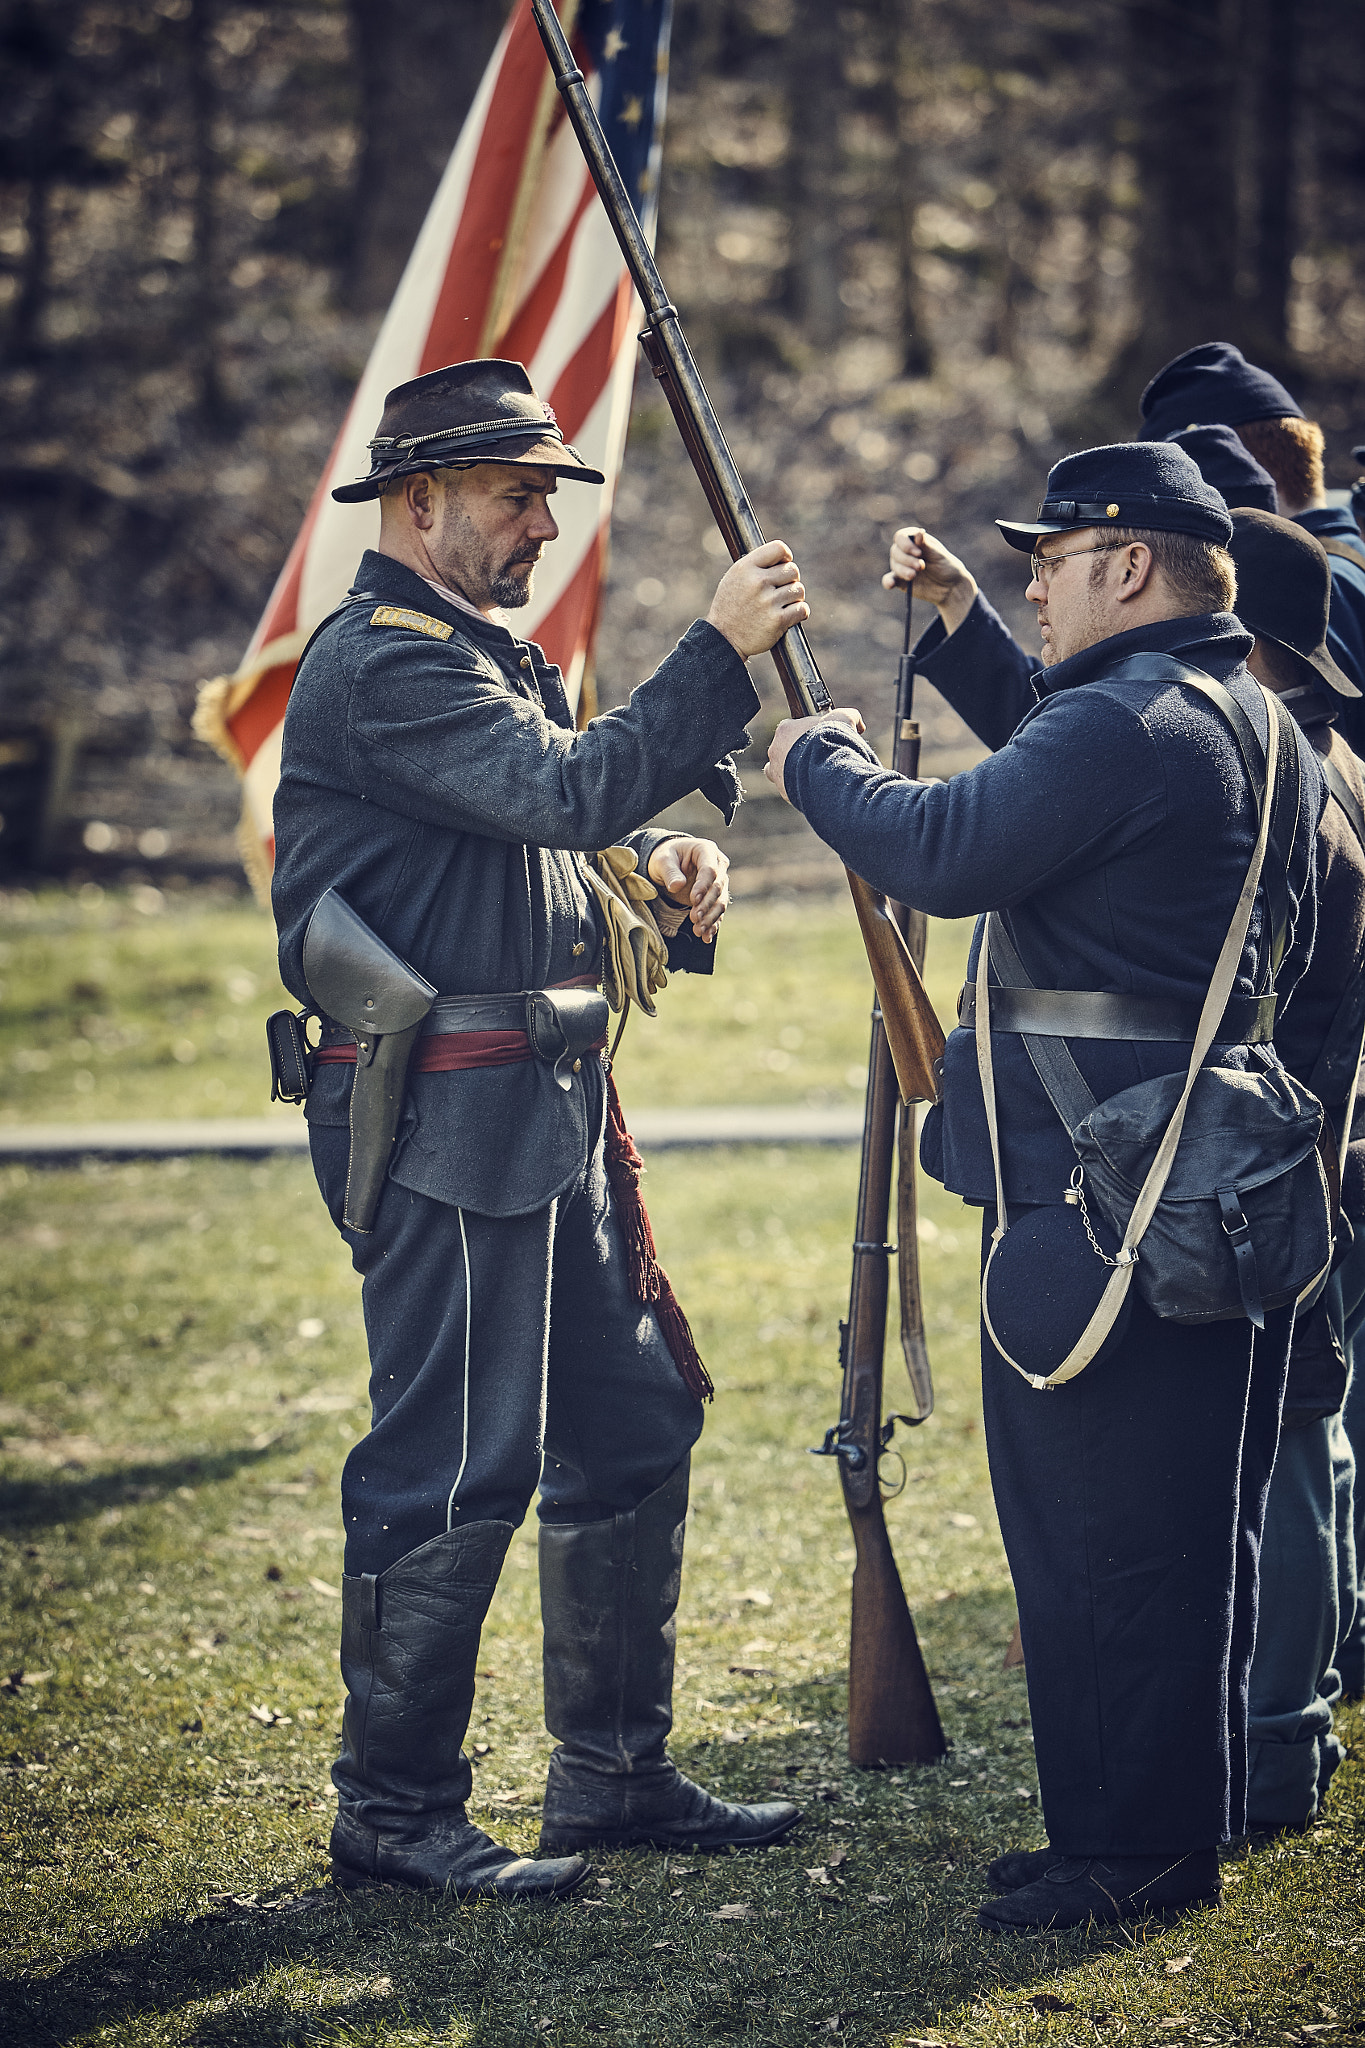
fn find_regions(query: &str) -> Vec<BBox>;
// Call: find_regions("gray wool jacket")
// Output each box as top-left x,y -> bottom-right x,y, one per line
272,550 -> 760,1217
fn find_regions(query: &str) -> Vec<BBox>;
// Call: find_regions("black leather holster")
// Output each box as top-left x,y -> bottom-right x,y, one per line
302,889 -> 437,1232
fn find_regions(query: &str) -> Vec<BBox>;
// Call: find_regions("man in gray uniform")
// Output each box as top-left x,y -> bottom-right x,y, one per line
272,359 -> 804,1898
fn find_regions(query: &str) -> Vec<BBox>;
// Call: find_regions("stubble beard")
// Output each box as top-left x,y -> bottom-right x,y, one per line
489,559 -> 536,609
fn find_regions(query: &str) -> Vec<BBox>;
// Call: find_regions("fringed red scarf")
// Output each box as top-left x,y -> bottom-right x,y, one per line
602,1073 -> 713,1403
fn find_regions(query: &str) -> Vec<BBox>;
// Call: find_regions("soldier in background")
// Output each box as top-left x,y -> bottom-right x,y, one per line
1223,509 -> 1363,1824
1138,343 -> 1365,723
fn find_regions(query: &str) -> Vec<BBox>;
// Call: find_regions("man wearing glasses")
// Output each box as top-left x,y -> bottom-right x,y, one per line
763,443 -> 1325,1930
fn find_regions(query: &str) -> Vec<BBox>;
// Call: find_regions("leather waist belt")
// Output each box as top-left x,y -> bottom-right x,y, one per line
316,975 -> 601,1076
957,982 -> 1277,1044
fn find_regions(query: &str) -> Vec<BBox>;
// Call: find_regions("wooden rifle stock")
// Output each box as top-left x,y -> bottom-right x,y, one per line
826,984 -> 945,1766
530,0 -> 944,1105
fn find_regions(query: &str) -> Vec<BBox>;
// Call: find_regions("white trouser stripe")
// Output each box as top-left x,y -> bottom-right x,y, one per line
446,1208 -> 473,1528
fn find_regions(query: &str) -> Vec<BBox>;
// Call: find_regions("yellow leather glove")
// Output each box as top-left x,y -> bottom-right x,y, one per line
584,847 -> 671,1017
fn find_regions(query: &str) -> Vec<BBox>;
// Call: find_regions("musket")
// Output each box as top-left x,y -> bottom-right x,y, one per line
529,0 -> 945,1109
812,589 -> 944,1767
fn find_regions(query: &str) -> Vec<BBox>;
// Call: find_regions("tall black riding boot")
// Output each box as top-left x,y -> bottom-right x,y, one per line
537,1455 -> 802,1853
330,1521 -> 588,1896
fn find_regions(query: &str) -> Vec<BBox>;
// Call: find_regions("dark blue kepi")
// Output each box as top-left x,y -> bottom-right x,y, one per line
996,441 -> 1234,550
1138,341 -> 1304,440
1169,425 -> 1278,515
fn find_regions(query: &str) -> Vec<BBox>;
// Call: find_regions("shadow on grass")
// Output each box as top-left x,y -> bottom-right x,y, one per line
0,1444 -> 279,1536
0,1583 -> 1117,2046
0,1854 -> 1154,2048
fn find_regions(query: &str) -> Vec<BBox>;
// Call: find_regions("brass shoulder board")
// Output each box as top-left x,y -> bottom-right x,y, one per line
369,605 -> 454,641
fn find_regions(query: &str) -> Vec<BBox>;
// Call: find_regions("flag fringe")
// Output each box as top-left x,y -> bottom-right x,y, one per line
192,674 -> 246,773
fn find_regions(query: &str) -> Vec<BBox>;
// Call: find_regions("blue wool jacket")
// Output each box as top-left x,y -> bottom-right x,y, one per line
785,601 -> 1325,1207
1297,504 -> 1365,748
272,549 -> 761,1216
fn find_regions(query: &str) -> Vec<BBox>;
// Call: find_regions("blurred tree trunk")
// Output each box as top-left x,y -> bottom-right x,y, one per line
1,0 -> 72,361
1116,0 -> 1239,395
187,0 -> 230,428
875,0 -> 932,376
345,0 -> 508,314
1244,0 -> 1299,357
784,0 -> 843,349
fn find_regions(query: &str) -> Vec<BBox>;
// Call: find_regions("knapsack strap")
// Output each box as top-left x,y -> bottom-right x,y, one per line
1103,654 -> 1297,982
977,679 -> 1284,1385
1322,537 -> 1365,575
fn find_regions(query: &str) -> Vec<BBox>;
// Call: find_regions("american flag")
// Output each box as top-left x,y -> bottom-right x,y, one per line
195,0 -> 673,893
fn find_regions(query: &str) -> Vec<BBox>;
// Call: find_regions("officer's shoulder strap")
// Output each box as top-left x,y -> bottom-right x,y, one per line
366,604 -> 455,641
1322,537 -> 1365,575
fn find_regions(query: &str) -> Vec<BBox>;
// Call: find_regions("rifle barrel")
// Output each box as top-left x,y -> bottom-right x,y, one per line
531,0 -> 944,1101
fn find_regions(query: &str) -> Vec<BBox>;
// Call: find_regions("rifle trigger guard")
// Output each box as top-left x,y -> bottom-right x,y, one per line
878,1448 -> 907,1499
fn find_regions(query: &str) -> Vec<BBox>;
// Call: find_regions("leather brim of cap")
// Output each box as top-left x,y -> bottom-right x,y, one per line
995,518 -> 1091,550
332,437 -> 606,503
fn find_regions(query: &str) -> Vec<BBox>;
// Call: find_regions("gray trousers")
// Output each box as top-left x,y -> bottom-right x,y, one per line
1247,1410 -> 1355,1826
309,1118 -> 705,1579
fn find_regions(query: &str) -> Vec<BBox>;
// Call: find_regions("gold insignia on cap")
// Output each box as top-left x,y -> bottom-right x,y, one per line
1106,503 -> 1120,517
369,606 -> 454,640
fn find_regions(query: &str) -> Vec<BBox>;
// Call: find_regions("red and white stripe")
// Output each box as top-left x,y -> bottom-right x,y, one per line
200,2 -> 644,878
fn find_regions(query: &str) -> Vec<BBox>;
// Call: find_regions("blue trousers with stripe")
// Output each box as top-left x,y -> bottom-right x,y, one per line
981,1210 -> 1291,1857
309,1111 -> 704,1578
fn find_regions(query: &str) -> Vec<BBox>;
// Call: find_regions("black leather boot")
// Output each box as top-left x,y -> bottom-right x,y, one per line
987,1844 -> 1058,1892
976,1849 -> 1221,1931
330,1521 -> 588,1897
537,1456 -> 801,1854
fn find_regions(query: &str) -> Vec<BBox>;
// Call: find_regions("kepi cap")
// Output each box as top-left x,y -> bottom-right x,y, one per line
1138,341 -> 1304,442
996,441 -> 1234,552
1168,425 -> 1278,514
1227,508 -> 1360,699
333,358 -> 605,503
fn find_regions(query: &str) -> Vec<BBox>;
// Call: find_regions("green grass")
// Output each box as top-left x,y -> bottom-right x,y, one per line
0,883 -> 975,1122
2,890 -> 1363,2043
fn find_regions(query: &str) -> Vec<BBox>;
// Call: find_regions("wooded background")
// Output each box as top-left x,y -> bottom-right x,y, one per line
1,0 -> 1363,880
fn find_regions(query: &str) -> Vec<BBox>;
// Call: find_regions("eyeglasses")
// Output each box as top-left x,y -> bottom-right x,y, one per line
1029,542 -> 1125,586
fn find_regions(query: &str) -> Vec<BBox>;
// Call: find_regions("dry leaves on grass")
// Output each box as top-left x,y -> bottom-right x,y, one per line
246,1703 -> 290,1726
1164,1956 -> 1193,1975
711,1902 -> 756,1921
1026,1993 -> 1076,2013
3,1669 -> 51,1692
